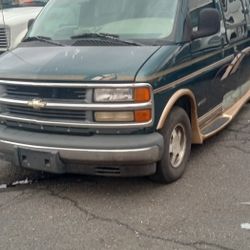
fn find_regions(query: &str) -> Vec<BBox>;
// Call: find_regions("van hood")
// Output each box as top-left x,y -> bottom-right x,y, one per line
0,46 -> 161,81
0,7 -> 42,25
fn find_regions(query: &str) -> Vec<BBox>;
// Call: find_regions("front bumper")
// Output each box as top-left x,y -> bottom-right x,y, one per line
0,126 -> 164,177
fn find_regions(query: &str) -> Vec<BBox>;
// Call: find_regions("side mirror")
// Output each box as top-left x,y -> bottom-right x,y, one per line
192,8 -> 220,40
28,19 -> 35,30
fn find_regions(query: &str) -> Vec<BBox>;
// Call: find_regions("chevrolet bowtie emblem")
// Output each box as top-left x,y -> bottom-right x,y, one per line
27,99 -> 47,110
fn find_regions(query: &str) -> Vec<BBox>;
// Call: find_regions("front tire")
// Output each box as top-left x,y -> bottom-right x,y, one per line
151,106 -> 192,184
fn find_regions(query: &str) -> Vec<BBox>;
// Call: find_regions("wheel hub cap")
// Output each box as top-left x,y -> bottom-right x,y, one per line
169,124 -> 187,168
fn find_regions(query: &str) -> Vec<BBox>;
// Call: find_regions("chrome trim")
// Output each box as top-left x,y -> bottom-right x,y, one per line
0,80 -> 151,88
222,47 -> 250,80
0,97 -> 152,111
153,55 -> 234,94
0,98 -> 27,106
0,114 -> 153,128
0,139 -> 154,153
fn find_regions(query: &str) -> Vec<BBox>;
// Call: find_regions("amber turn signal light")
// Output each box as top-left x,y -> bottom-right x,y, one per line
135,109 -> 152,123
134,87 -> 151,102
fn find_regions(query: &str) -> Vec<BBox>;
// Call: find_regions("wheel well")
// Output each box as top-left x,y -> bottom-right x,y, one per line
174,96 -> 192,122
173,95 -> 202,144
157,90 -> 203,144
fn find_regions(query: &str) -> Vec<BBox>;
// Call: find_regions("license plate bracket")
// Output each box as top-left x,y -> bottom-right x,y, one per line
18,148 -> 65,173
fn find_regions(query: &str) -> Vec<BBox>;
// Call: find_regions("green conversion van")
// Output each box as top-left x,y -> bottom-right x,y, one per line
0,0 -> 249,183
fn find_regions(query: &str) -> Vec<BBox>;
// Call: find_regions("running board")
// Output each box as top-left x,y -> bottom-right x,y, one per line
200,89 -> 250,141
201,116 -> 231,139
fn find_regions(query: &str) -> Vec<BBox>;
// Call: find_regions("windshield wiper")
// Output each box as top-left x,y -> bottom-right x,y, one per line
23,36 -> 65,47
71,33 -> 142,46
72,33 -> 119,39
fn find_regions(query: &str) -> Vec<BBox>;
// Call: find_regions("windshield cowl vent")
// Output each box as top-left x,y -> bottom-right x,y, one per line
72,39 -> 133,46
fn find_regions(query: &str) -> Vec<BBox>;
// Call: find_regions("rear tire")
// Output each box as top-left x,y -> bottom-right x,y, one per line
151,106 -> 192,184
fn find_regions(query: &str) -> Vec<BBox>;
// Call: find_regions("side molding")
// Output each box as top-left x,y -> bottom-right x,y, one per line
221,47 -> 250,80
157,89 -> 203,144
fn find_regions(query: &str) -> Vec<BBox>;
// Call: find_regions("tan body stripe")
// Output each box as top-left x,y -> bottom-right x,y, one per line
153,55 -> 234,94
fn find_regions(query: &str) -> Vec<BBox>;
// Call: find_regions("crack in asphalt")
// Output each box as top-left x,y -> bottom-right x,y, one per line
44,187 -> 234,250
0,190 -> 28,210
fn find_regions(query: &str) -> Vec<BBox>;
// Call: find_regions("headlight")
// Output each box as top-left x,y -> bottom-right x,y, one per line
93,86 -> 152,123
94,88 -> 133,102
94,87 -> 151,103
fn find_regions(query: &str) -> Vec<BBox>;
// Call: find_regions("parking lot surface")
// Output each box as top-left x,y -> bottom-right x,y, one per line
0,104 -> 249,250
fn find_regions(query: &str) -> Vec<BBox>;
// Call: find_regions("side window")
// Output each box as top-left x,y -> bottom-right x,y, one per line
220,0 -> 247,41
189,0 -> 215,32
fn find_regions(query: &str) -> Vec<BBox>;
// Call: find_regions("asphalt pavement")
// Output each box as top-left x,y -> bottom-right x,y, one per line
0,104 -> 249,250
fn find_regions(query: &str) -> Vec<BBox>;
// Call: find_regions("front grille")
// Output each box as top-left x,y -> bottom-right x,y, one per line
0,27 -> 8,49
0,83 -> 90,134
5,85 -> 87,101
5,105 -> 86,120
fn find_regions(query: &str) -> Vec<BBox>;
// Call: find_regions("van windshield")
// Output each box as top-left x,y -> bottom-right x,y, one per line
28,0 -> 178,43
0,0 -> 48,9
